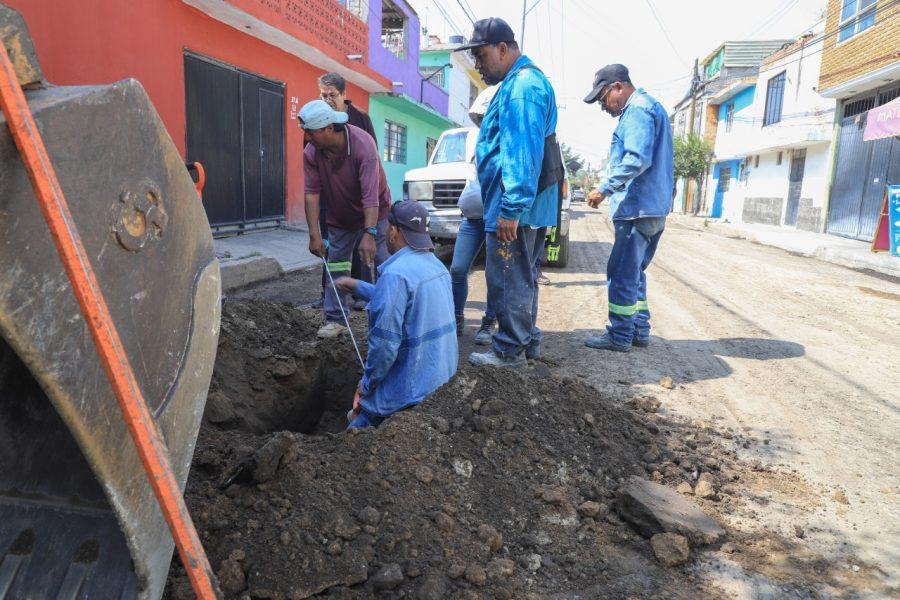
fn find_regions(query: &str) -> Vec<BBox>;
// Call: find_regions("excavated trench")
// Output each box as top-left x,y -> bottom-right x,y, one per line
204,300 -> 364,437
167,300 -> 739,599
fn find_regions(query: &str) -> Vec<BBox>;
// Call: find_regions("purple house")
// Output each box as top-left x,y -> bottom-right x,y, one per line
361,0 -> 455,200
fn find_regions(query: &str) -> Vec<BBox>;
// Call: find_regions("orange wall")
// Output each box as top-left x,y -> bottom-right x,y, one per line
6,0 -> 370,223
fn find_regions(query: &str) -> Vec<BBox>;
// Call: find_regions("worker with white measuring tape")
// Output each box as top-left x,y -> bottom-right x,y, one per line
300,99 -> 391,339
332,201 -> 458,429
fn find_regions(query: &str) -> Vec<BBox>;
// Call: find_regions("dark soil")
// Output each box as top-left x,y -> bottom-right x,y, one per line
164,300 -> 753,599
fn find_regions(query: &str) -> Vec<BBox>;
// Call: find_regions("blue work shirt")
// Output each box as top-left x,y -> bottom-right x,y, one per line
600,89 -> 674,221
476,55 -> 559,232
354,247 -> 458,417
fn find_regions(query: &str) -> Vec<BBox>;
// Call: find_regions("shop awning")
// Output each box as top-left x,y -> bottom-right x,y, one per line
864,96 -> 900,141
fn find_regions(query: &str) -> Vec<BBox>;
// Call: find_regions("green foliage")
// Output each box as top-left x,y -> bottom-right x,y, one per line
674,133 -> 714,181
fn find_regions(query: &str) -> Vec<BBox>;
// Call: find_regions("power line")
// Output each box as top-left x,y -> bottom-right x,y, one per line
454,0 -> 476,25
746,0 -> 800,38
644,0 -> 689,68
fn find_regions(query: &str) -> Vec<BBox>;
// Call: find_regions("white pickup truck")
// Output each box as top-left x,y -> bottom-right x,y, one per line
403,127 -> 571,267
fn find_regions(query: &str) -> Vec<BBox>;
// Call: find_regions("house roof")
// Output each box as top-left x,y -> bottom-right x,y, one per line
701,40 -> 792,70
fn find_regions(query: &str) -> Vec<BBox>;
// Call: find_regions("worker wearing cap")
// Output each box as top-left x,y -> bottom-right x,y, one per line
454,18 -> 559,369
300,99 -> 391,339
582,65 -> 673,351
334,201 -> 458,429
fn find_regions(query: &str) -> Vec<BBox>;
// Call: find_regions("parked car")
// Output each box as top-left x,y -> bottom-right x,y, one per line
403,127 -> 571,267
572,187 -> 585,203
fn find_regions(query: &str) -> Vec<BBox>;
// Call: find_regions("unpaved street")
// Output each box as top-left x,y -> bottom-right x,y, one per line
461,205 -> 900,597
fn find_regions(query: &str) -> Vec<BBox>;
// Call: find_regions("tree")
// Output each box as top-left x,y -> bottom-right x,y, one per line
673,133 -> 713,182
674,133 -> 714,214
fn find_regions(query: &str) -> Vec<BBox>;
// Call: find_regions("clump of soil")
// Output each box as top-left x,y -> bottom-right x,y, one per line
167,301 -> 735,598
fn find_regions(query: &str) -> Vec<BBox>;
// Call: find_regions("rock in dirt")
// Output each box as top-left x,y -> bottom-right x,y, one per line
415,465 -> 434,484
357,506 -> 381,526
478,524 -> 503,552
650,533 -> 690,567
464,564 -> 487,586
371,564 -> 405,590
416,573 -> 448,599
615,477 -> 725,545
217,557 -> 246,595
249,431 -> 293,483
676,482 -> 693,495
631,396 -> 662,413
834,490 -> 850,505
694,479 -> 716,499
577,501 -> 602,518
487,558 -> 516,579
659,376 -> 675,390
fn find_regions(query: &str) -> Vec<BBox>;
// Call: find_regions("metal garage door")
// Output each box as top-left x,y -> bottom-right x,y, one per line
184,53 -> 285,230
827,86 -> 900,241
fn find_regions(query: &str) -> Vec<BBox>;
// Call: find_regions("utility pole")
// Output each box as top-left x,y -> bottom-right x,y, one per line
683,58 -> 701,213
520,0 -> 543,51
521,0 -> 528,50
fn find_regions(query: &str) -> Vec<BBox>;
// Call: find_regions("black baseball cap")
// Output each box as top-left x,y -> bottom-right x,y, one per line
453,18 -> 516,52
584,64 -> 631,103
389,201 -> 434,251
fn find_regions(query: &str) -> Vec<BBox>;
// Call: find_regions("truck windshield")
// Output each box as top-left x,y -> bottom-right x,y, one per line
431,131 -> 467,164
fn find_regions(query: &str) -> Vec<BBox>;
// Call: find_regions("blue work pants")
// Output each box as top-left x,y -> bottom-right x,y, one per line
606,217 -> 665,346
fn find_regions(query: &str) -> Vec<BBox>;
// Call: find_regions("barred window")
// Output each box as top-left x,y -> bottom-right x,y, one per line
384,120 -> 407,163
763,71 -> 786,126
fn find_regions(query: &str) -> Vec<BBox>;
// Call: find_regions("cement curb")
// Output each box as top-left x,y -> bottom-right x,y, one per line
706,222 -> 900,279
220,256 -> 283,292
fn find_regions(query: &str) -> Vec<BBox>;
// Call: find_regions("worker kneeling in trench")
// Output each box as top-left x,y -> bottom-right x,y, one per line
333,201 -> 458,428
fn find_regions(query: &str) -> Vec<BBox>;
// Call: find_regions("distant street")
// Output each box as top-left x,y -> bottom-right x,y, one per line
463,205 -> 900,595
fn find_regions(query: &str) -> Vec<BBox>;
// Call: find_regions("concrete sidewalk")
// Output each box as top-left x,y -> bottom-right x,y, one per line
671,215 -> 900,278
215,226 -> 319,291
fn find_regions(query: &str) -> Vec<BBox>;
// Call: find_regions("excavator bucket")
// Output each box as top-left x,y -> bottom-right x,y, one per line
0,6 -> 220,599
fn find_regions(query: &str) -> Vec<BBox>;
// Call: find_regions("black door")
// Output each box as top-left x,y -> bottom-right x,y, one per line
784,149 -> 805,226
185,53 -> 285,228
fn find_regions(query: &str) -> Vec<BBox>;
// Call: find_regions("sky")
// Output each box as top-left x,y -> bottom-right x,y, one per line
406,0 -> 829,167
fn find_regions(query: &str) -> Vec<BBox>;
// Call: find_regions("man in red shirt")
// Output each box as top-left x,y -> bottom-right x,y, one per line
300,100 -> 391,338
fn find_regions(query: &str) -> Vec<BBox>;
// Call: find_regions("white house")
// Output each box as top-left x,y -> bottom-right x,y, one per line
707,25 -> 837,231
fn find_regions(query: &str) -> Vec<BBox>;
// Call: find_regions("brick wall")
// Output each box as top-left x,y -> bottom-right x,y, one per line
819,0 -> 900,92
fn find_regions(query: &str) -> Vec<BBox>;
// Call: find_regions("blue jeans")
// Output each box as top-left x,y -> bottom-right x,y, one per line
606,217 -> 665,346
485,226 -> 546,357
449,218 -> 496,321
324,219 -> 389,323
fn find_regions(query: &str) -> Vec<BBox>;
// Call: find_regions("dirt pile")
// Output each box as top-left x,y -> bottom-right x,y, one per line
167,301 -> 737,598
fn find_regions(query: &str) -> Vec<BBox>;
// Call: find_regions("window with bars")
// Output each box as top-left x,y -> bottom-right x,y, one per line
383,120 -> 407,163
838,0 -> 877,42
420,66 -> 446,89
763,71 -> 786,126
381,0 -> 407,59
725,103 -> 735,133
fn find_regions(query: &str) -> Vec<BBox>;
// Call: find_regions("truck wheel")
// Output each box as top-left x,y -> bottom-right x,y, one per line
545,230 -> 569,268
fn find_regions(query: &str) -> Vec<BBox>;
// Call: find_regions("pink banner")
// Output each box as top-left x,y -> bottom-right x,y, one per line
864,96 -> 900,142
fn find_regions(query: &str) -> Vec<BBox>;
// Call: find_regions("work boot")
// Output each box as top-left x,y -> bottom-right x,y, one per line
456,314 -> 465,336
525,340 -> 541,360
536,272 -> 551,286
473,317 -> 495,346
468,350 -> 527,369
352,298 -> 368,311
632,336 -> 650,348
317,321 -> 348,339
584,332 -> 631,352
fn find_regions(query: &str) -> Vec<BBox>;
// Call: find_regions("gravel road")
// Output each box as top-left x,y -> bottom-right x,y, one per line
461,205 -> 900,597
